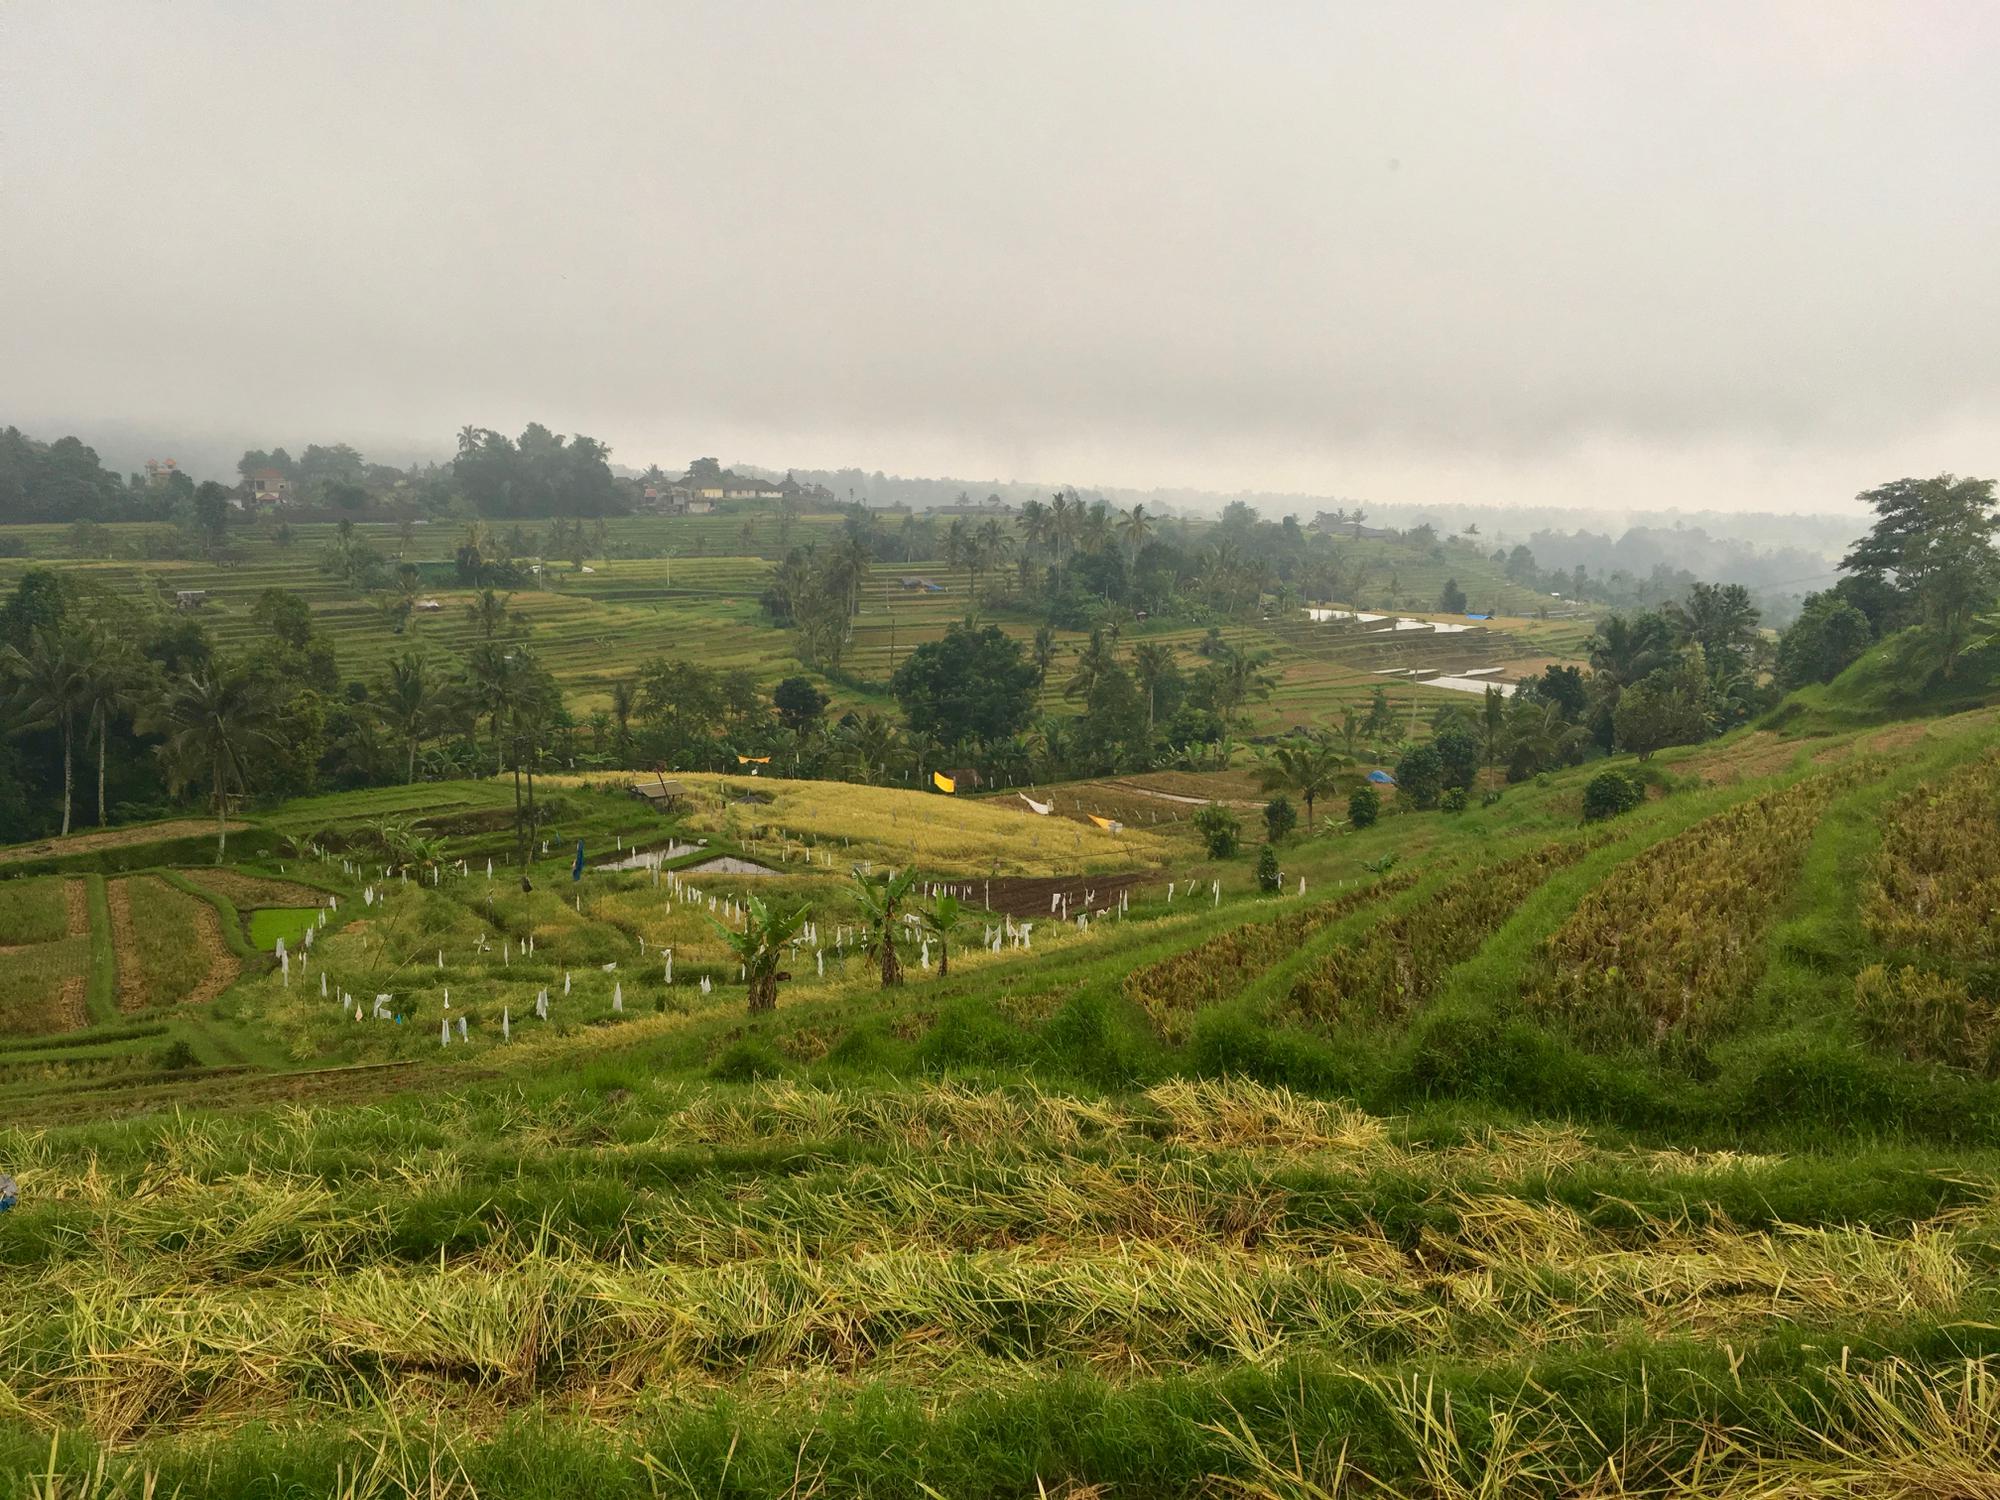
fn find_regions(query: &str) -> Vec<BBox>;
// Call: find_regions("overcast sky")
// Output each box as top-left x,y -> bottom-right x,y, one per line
4,2 -> 1997,513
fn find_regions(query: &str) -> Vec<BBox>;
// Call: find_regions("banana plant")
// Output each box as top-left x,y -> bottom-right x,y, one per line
708,895 -> 811,1013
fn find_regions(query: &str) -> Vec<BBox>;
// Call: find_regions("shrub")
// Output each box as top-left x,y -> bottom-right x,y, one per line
1262,796 -> 1296,843
1441,787 -> 1469,813
1347,784 -> 1380,828
1582,769 -> 1645,822
1432,722 -> 1481,791
157,1039 -> 200,1072
1395,744 -> 1445,810
1192,805 -> 1240,858
1255,844 -> 1281,893
708,1038 -> 786,1082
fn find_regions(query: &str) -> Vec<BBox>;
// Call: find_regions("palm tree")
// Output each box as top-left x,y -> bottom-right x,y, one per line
1256,733 -> 1349,831
142,669 -> 278,861
76,630 -> 135,828
1065,628 -> 1119,702
914,891 -> 962,977
975,519 -> 1014,599
1118,503 -> 1156,563
608,676 -> 639,764
1034,716 -> 1074,781
1336,706 -> 1365,760
1018,499 -> 1052,555
851,866 -> 918,987
710,896 -> 812,1013
1478,686 -> 1508,786
1213,645 -> 1278,742
3,630 -> 91,836
1031,624 -> 1060,686
1351,507 -> 1368,540
1047,492 -> 1073,562
375,651 -> 446,784
944,518 -> 971,577
465,588 -> 519,641
835,710 -> 906,786
1131,641 -> 1176,737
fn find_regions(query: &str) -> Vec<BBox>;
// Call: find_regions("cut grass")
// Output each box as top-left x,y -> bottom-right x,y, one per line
245,906 -> 323,953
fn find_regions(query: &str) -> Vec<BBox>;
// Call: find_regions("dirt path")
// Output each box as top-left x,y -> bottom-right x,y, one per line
0,818 -> 249,866
1106,779 -> 1263,810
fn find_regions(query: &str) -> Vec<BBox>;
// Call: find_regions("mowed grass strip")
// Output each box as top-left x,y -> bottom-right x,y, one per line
107,875 -> 240,1010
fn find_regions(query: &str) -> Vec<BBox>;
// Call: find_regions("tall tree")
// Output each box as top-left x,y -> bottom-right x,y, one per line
1131,641 -> 1176,737
77,629 -> 136,827
1843,474 -> 2000,680
142,668 -> 278,860
3,629 -> 90,835
1255,733 -> 1349,831
374,652 -> 448,784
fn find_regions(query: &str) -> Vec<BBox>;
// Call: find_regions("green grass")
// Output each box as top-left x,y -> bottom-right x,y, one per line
0,877 -> 67,945
110,875 -> 228,1008
244,907 -> 323,952
3,669 -> 2000,1495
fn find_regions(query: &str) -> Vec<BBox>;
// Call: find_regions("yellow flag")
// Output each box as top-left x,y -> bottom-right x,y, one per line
932,771 -> 956,794
1088,814 -> 1125,833
736,755 -> 771,765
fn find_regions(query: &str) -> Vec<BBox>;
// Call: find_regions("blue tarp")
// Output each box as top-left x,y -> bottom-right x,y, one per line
1465,613 -> 1491,620
1367,770 -> 1397,785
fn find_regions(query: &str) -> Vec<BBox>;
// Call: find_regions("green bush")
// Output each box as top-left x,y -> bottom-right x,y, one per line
1192,805 -> 1240,858
1255,844 -> 1281,893
1348,784 -> 1380,828
1262,796 -> 1296,843
1395,744 -> 1445,810
1582,768 -> 1646,822
1441,787 -> 1469,813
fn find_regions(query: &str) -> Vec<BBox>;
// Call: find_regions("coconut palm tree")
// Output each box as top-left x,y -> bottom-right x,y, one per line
914,890 -> 962,977
375,651 -> 447,784
3,629 -> 91,836
1031,624 -> 1060,686
141,668 -> 278,861
465,588 -> 519,641
1131,641 -> 1176,737
710,895 -> 812,1013
1255,732 -> 1349,832
1212,644 -> 1278,743
1118,503 -> 1156,563
76,630 -> 137,828
1018,498 -> 1052,555
1047,492 -> 1073,562
1064,628 -> 1120,702
835,710 -> 906,786
608,676 -> 639,764
975,519 -> 1014,599
851,866 -> 918,987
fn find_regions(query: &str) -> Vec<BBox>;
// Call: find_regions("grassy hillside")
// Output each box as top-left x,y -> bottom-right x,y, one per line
7,694 -> 1999,1495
